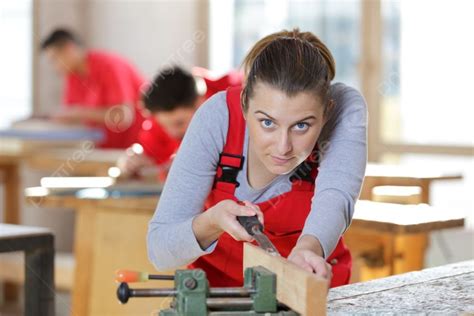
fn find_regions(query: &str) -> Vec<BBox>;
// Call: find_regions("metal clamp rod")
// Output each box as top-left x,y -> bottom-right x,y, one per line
130,288 -> 177,297
118,283 -> 257,304
206,298 -> 254,310
209,287 -> 256,297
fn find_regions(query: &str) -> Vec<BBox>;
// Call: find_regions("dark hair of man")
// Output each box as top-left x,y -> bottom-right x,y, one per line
41,28 -> 81,50
143,66 -> 198,113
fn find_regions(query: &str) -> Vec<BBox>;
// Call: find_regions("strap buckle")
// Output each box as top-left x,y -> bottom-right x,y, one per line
216,153 -> 244,187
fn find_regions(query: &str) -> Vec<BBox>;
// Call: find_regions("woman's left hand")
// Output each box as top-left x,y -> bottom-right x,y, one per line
287,235 -> 332,282
288,248 -> 332,281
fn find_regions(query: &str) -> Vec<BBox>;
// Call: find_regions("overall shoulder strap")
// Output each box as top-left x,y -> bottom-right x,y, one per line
214,86 -> 246,194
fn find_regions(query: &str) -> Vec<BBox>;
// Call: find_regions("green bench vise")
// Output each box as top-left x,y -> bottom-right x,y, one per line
117,266 -> 299,315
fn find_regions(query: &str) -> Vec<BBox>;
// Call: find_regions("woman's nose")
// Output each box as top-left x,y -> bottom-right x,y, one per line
277,131 -> 292,155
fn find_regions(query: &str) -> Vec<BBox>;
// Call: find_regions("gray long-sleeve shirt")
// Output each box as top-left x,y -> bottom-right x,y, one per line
147,83 -> 367,271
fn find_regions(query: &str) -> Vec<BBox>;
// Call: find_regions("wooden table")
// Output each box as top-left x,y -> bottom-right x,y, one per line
25,187 -> 466,315
0,122 -> 104,224
328,260 -> 474,314
1,145 -> 122,225
26,186 -> 166,316
25,148 -> 122,177
0,135 -> 116,302
347,201 -> 465,281
0,141 -> 92,301
0,224 -> 55,316
362,163 -> 463,203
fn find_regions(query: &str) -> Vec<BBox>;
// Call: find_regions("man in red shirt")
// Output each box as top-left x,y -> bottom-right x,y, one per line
117,66 -> 242,178
41,29 -> 145,148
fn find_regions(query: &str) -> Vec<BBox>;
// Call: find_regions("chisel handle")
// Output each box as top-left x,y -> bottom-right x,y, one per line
237,215 -> 263,236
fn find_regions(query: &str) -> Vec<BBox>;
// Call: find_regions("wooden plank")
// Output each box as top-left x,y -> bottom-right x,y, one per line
243,243 -> 327,316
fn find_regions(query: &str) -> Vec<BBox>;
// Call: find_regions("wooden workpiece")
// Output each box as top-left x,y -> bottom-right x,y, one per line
328,260 -> 474,314
243,243 -> 327,316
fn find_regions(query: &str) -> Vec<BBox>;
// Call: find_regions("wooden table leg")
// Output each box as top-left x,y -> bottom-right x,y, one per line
2,163 -> 20,224
1,163 -> 21,301
25,234 -> 55,316
71,208 -> 96,316
360,178 -> 375,200
419,180 -> 431,204
392,233 -> 429,274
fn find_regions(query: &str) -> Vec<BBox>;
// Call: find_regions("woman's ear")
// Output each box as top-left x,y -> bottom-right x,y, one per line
240,88 -> 248,121
241,106 -> 247,121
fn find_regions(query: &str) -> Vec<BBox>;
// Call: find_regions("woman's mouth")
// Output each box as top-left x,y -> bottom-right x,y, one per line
271,155 -> 293,165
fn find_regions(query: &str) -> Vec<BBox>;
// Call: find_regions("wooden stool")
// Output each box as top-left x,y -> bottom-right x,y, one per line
0,224 -> 55,316
372,185 -> 423,204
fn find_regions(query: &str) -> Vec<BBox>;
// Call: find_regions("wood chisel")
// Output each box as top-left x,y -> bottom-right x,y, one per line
237,214 -> 280,256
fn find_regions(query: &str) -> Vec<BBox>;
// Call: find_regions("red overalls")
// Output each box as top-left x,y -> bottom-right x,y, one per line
189,87 -> 352,288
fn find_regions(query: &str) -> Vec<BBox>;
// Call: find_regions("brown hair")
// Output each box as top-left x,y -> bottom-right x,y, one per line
241,28 -> 335,114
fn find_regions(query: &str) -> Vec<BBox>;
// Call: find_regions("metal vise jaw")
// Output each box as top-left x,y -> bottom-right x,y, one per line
159,267 -> 298,315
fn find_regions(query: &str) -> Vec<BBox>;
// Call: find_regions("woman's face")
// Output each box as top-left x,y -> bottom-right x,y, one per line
245,82 -> 326,176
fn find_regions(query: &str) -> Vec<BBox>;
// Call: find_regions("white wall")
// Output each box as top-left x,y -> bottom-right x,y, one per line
35,0 -> 86,115
86,0 -> 208,80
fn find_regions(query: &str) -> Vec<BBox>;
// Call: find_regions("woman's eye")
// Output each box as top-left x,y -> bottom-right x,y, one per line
260,119 -> 274,129
294,122 -> 309,131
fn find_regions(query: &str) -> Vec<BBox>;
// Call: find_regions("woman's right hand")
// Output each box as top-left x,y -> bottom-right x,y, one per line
207,200 -> 264,241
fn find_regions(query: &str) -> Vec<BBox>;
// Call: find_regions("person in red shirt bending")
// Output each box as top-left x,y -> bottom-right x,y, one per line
117,66 -> 242,179
41,28 -> 145,148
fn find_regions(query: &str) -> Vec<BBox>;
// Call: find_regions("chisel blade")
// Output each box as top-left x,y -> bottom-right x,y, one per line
251,227 -> 281,256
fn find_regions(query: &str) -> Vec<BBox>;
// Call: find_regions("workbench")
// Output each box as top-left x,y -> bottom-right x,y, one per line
24,187 -> 466,316
328,260 -> 474,314
1,145 -> 122,225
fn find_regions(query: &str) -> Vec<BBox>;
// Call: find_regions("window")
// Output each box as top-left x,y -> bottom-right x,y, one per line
378,0 -> 474,231
380,0 -> 474,147
0,0 -> 32,128
210,0 -> 361,88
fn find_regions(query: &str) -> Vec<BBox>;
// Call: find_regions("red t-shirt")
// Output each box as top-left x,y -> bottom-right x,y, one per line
138,119 -> 180,165
139,69 -> 243,166
63,50 -> 145,148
